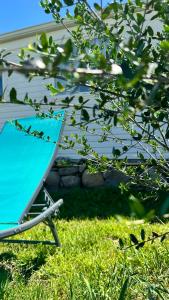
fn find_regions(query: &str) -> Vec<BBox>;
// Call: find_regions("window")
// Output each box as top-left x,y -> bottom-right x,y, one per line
0,73 -> 3,99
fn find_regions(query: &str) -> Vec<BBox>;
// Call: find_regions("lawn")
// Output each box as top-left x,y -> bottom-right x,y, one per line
0,218 -> 168,300
0,187 -> 168,299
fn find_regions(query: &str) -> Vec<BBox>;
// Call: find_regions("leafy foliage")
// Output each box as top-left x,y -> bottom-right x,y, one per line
119,228 -> 169,250
1,1 -> 169,209
16,0 -> 169,201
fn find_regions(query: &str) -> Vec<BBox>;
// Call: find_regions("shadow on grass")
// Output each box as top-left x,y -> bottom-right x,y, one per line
0,251 -> 16,261
0,266 -> 12,298
0,252 -> 15,298
49,186 -> 131,220
19,251 -> 46,282
0,250 -> 47,285
45,187 -> 166,220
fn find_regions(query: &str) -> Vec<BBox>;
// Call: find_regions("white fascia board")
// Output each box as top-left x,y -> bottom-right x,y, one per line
0,20 -> 75,43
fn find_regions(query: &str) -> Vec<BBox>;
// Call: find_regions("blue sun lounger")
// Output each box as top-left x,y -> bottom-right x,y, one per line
0,110 -> 65,246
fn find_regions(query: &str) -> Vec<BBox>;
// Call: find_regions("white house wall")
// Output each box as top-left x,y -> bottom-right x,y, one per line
0,18 -> 162,160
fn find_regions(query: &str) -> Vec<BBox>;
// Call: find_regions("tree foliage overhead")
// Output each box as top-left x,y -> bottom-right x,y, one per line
1,0 -> 169,202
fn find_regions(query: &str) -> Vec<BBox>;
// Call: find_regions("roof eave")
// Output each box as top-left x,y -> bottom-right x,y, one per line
0,20 -> 75,44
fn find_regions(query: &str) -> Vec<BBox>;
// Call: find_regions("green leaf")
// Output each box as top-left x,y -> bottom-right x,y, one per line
63,0 -> 74,6
57,81 -> 65,92
94,3 -> 101,11
118,26 -> 124,35
138,153 -> 145,160
151,13 -> 159,20
165,129 -> 169,139
114,114 -> 118,126
160,235 -> 166,242
10,87 -> 17,102
8,70 -> 13,77
111,2 -> 118,13
130,234 -> 139,245
141,229 -> 145,241
43,96 -> 48,104
102,6 -> 112,20
129,195 -> 145,218
122,146 -> 128,152
161,41 -> 169,51
160,196 -> 169,215
132,133 -> 142,141
118,238 -> 124,249
136,13 -> 145,25
136,242 -> 145,250
164,25 -> 169,33
133,24 -> 140,33
79,96 -> 83,103
64,39 -> 73,58
135,0 -> 142,6
81,109 -> 90,122
152,232 -> 159,238
118,277 -> 130,300
49,36 -> 53,45
98,54 -> 107,69
124,3 -> 128,15
147,26 -> 154,36
112,148 -> 121,157
47,84 -> 59,96
40,32 -> 48,50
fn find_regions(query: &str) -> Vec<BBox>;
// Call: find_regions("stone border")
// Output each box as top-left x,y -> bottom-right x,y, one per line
45,157 -> 129,190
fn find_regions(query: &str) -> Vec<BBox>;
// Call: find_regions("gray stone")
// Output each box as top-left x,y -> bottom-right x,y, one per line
70,159 -> 82,164
79,164 -> 86,173
82,170 -> 104,187
61,175 -> 81,188
56,156 -> 71,162
104,169 -> 129,186
46,171 -> 60,188
56,157 -> 82,165
58,166 -> 79,176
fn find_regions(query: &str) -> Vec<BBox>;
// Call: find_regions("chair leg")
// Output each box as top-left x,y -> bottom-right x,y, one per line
46,217 -> 61,247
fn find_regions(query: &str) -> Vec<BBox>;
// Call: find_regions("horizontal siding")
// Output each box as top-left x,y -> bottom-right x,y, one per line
0,102 -> 151,159
0,21 -> 162,160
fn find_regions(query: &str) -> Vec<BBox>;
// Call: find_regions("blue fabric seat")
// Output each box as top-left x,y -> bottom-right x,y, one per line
0,110 -> 65,231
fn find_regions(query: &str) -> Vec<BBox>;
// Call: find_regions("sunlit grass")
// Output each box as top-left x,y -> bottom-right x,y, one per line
0,218 -> 168,299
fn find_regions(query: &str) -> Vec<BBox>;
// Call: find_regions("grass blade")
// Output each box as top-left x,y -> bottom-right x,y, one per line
118,277 -> 130,300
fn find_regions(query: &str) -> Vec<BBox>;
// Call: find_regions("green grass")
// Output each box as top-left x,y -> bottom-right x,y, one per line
53,187 -> 131,219
0,187 -> 168,299
0,218 -> 169,299
48,186 -> 167,219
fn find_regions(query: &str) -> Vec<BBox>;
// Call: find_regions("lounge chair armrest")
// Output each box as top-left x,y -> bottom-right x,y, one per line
0,199 -> 63,240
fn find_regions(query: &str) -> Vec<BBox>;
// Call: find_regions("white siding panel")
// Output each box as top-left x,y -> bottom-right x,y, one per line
0,22 -> 151,160
0,102 -> 140,159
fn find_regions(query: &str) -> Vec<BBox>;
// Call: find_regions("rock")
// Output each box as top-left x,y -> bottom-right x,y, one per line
70,159 -> 82,164
82,170 -> 104,187
79,164 -> 86,173
58,166 -> 79,176
61,175 -> 81,188
46,171 -> 60,188
56,157 -> 82,165
104,169 -> 129,186
56,156 -> 71,162
78,158 -> 87,164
